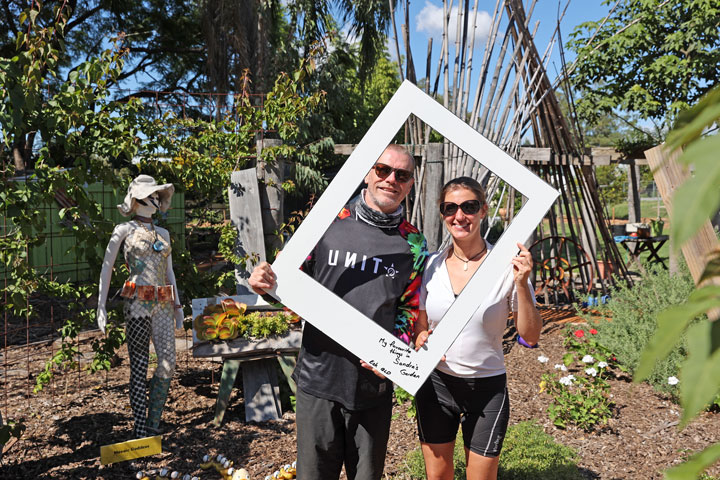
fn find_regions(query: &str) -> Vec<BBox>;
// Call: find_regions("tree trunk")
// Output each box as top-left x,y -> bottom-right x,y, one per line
627,161 -> 641,223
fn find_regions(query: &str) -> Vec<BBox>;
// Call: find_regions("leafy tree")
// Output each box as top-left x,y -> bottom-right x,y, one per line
288,0 -> 392,81
555,88 -> 634,148
1,4 -> 331,391
308,32 -> 401,144
555,89 -> 633,207
1,3 -> 143,387
593,165 -> 625,207
567,0 -> 720,135
138,59 -> 332,203
635,84 -> 720,479
1,0 -> 206,91
1,0 -> 398,98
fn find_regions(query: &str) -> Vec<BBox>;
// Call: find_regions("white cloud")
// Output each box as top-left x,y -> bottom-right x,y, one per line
415,1 -> 492,44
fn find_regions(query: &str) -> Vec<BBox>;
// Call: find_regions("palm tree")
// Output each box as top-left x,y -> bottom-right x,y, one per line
201,0 -> 394,95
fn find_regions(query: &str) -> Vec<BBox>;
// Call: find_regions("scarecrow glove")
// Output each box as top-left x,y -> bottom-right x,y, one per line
175,308 -> 184,330
97,307 -> 107,334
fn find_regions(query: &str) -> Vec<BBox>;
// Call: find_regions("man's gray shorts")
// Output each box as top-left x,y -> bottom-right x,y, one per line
295,387 -> 393,480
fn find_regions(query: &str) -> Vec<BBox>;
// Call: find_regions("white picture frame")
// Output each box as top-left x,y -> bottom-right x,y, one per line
268,80 -> 559,394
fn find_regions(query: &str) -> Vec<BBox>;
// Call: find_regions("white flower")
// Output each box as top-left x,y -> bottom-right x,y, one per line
582,354 -> 595,363
559,374 -> 576,386
597,361 -> 608,368
537,355 -> 549,363
554,364 -> 568,371
668,376 -> 679,385
585,367 -> 598,377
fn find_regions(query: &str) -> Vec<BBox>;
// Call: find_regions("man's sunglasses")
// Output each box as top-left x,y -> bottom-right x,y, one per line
372,163 -> 413,184
439,200 -> 482,216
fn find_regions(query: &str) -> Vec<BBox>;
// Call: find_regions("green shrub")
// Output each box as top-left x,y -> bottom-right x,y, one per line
538,327 -> 617,431
499,421 -> 581,480
579,262 -> 699,397
400,421 -> 580,480
402,432 -> 466,479
393,386 -> 417,419
542,371 -> 613,432
246,311 -> 291,338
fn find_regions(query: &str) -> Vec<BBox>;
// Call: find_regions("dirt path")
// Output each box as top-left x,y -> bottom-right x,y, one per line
1,309 -> 718,479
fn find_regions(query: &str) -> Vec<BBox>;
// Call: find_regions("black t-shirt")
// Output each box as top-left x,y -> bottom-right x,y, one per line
293,202 -> 427,410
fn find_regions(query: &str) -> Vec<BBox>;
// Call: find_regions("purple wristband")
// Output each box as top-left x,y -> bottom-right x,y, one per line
517,335 -> 538,348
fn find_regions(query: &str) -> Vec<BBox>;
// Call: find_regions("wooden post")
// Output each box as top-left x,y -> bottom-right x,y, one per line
669,235 -> 679,275
627,160 -> 642,223
256,138 -> 285,258
644,145 -> 720,285
228,169 -> 266,295
242,358 -> 282,422
422,143 -> 444,252
578,192 -> 598,266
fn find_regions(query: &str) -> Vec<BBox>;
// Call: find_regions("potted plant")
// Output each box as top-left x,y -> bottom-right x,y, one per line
650,217 -> 665,237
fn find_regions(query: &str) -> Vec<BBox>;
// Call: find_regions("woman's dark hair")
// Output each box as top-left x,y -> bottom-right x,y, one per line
439,176 -> 487,206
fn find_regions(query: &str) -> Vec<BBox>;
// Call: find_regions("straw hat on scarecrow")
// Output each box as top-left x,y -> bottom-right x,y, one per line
117,174 -> 175,216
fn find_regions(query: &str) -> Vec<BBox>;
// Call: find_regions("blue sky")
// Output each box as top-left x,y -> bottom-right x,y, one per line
355,0 -> 611,86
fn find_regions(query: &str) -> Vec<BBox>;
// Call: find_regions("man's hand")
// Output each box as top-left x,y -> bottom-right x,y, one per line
249,262 -> 276,295
360,360 -> 386,379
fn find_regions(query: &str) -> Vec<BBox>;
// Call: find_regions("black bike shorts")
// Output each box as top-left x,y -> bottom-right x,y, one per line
415,370 -> 509,457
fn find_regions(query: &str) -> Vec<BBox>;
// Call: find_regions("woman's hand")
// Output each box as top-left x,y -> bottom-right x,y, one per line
414,329 -> 446,362
414,329 -> 433,351
512,242 -> 534,285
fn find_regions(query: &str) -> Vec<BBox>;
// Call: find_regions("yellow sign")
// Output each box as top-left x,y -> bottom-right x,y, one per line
100,435 -> 162,465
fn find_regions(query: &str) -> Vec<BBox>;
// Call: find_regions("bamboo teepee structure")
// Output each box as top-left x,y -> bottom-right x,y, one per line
391,0 -> 629,303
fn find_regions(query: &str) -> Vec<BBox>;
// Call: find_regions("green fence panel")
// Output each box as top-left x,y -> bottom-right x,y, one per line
1,181 -> 185,284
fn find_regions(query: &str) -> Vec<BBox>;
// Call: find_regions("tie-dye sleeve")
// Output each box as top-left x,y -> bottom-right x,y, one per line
393,223 -> 429,344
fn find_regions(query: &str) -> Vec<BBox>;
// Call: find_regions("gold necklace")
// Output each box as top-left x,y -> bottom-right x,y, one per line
452,245 -> 487,271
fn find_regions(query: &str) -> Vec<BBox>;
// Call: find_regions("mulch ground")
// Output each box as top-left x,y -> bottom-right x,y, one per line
1,308 -> 718,479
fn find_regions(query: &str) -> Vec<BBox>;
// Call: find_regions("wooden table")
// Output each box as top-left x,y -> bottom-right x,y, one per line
191,295 -> 302,425
617,235 -> 669,269
193,330 -> 302,426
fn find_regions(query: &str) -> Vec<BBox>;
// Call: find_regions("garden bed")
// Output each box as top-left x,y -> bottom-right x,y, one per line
1,310 -> 718,479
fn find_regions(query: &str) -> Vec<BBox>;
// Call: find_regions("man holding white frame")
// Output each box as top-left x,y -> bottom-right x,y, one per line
250,144 -> 428,480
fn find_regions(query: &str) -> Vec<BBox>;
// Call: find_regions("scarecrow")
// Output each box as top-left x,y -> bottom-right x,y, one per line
96,175 -> 183,438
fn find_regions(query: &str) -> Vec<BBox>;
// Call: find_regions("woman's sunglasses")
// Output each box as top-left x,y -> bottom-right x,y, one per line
439,200 -> 482,216
372,163 -> 413,184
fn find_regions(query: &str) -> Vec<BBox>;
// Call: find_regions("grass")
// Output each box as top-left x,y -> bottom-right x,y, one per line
535,211 -> 672,272
399,421 -> 581,480
608,199 -> 668,222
